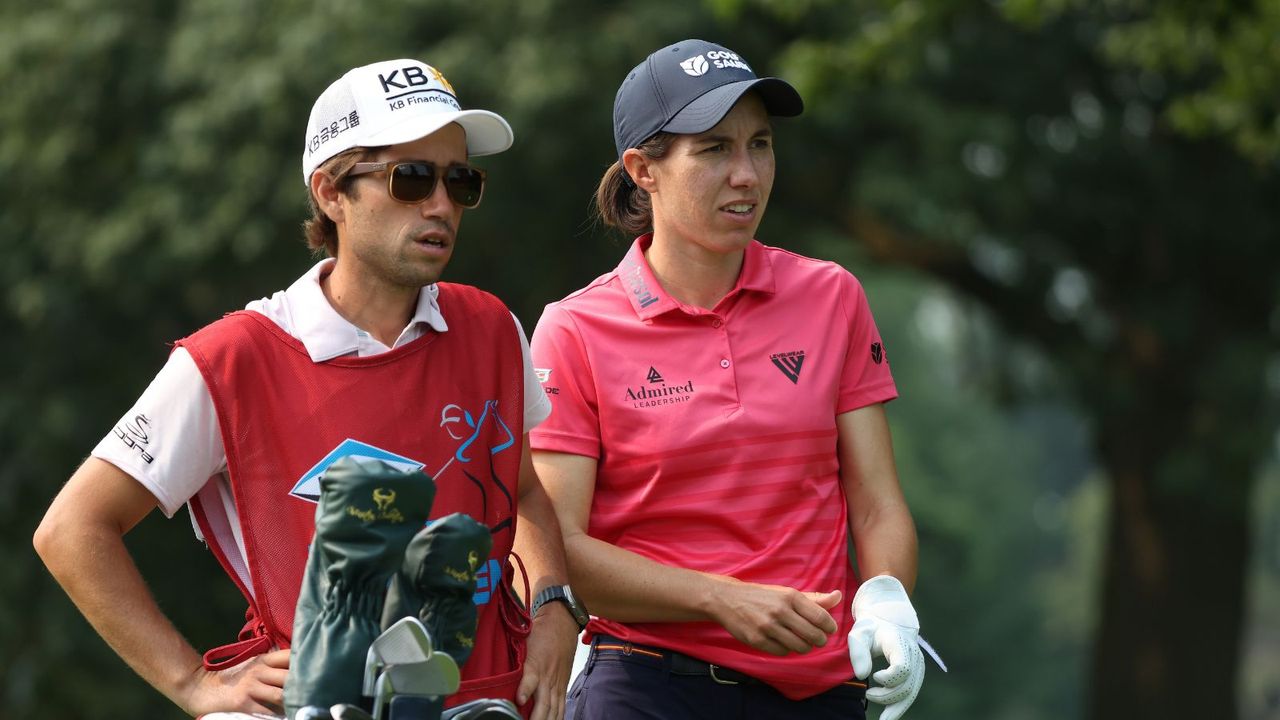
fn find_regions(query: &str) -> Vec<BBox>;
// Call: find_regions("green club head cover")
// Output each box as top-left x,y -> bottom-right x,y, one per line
382,512 -> 492,667
284,457 -> 436,716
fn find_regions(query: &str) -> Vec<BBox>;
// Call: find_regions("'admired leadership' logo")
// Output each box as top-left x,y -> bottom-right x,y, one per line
625,368 -> 695,409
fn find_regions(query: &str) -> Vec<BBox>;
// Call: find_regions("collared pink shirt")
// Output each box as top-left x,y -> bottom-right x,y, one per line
530,236 -> 897,699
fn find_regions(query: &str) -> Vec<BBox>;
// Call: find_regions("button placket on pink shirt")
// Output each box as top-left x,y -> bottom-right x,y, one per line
702,310 -> 741,415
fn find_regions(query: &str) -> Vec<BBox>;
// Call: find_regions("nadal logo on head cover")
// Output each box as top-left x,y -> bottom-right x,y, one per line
444,563 -> 473,583
372,488 -> 396,511
346,487 -> 406,524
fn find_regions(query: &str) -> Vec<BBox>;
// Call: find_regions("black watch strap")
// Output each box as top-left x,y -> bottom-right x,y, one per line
532,584 -> 590,631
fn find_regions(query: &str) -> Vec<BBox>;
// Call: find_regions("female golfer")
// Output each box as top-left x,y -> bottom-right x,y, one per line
528,39 -> 926,720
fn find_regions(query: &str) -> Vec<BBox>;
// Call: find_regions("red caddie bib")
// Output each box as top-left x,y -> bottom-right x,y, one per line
176,282 -> 531,705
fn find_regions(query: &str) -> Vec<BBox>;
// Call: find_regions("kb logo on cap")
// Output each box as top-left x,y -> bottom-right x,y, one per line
680,55 -> 710,77
377,65 -> 456,96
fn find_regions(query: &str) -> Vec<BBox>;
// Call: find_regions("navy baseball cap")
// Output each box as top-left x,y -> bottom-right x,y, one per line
612,39 -> 804,159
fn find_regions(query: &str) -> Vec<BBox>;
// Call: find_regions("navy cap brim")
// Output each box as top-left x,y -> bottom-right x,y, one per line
661,77 -> 803,135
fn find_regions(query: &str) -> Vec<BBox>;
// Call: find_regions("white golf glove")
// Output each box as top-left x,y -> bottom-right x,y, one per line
848,575 -> 925,720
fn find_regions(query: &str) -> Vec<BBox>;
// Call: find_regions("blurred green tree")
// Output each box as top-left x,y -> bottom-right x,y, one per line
725,0 -> 1280,717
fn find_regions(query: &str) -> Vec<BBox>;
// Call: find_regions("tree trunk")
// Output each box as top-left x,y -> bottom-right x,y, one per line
1089,438 -> 1251,719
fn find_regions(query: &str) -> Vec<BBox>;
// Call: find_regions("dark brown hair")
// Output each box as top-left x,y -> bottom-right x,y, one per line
594,133 -> 676,235
302,147 -> 378,257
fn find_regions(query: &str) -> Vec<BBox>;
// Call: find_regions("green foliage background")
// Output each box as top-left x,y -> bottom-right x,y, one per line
2,1 -> 1277,718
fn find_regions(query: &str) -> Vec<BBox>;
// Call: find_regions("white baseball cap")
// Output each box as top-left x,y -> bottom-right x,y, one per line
301,58 -> 514,185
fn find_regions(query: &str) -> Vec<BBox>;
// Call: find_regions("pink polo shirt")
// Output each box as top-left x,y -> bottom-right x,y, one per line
530,235 -> 897,699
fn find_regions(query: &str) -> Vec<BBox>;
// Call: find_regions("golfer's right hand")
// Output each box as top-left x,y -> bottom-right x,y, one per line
712,579 -> 841,656
184,648 -> 291,718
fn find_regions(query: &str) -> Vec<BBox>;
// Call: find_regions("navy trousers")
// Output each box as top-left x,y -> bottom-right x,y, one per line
565,636 -> 868,720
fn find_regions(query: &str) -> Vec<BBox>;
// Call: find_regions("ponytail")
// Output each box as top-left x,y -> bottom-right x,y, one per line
593,133 -> 675,235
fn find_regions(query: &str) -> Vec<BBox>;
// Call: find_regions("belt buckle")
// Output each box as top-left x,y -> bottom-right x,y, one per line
708,664 -> 739,685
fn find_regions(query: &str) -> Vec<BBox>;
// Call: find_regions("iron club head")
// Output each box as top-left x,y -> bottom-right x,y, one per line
384,652 -> 461,698
364,617 -> 435,696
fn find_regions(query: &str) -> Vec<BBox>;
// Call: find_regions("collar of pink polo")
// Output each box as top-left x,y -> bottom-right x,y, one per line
616,234 -> 777,320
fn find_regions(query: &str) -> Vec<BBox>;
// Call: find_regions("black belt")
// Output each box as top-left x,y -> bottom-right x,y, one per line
592,636 -> 763,685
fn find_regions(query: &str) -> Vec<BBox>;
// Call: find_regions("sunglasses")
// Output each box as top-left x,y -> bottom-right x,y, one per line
346,161 -> 487,209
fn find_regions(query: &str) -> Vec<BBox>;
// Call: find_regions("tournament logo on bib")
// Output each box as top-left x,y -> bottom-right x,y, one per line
288,439 -> 425,503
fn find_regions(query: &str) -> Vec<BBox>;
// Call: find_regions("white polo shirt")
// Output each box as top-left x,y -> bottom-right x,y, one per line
94,259 -> 549,581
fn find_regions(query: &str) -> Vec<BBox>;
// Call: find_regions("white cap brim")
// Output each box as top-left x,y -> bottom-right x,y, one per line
360,109 -> 514,158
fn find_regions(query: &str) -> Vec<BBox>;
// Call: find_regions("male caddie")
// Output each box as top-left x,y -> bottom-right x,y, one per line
34,58 -> 579,720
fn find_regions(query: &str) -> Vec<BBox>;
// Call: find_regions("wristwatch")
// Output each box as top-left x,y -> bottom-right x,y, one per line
531,584 -> 590,631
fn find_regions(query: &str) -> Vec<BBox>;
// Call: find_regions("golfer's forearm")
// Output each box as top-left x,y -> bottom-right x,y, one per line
35,524 -> 203,706
563,532 -> 730,623
849,502 -> 918,592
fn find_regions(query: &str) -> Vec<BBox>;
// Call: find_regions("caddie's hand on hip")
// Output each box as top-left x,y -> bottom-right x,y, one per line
183,648 -> 290,718
848,575 -> 924,720
712,577 -> 842,656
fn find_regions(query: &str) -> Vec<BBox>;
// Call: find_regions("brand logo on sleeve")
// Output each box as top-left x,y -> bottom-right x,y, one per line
534,367 -> 559,395
870,342 -> 885,364
770,350 -> 806,384
112,413 -> 155,464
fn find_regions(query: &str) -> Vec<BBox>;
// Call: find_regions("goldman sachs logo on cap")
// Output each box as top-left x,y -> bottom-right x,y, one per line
679,50 -> 752,77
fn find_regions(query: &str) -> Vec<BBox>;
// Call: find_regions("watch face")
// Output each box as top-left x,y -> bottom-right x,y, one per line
537,585 -> 589,630
563,586 -> 590,626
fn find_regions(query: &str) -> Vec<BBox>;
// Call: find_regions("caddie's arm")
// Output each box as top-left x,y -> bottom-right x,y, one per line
33,457 -> 289,717
512,435 -> 578,720
533,451 -> 842,658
